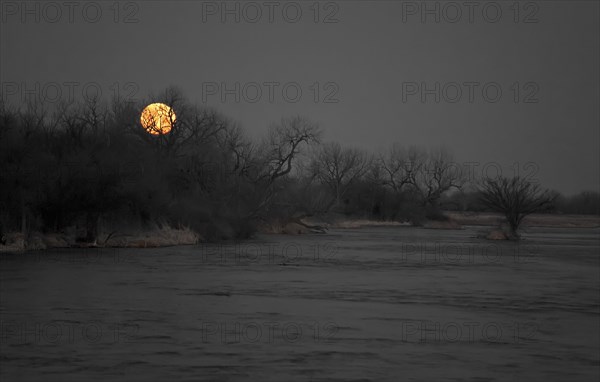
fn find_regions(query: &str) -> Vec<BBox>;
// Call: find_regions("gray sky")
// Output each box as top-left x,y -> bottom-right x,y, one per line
1,0 -> 598,194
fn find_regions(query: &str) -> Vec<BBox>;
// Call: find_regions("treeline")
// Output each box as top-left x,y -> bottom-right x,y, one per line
0,89 -> 597,243
439,190 -> 600,216
0,88 -> 323,241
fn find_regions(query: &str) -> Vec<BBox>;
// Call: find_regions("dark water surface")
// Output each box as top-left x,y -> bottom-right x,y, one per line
1,226 -> 599,381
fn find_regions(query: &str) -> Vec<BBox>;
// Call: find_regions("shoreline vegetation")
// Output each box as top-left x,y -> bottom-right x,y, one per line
2,90 -> 599,253
1,212 -> 598,253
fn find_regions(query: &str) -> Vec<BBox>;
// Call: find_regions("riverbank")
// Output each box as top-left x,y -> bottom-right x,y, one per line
2,212 -> 598,252
289,212 -> 599,231
446,211 -> 600,228
0,225 -> 200,253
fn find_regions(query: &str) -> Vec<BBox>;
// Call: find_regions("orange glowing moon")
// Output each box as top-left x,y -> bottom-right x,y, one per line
140,103 -> 176,135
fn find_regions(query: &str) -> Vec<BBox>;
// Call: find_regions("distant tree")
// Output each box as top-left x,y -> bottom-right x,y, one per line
555,191 -> 600,215
479,176 -> 556,239
246,116 -> 321,219
379,144 -> 421,194
411,147 -> 464,207
259,116 -> 321,182
312,142 -> 371,210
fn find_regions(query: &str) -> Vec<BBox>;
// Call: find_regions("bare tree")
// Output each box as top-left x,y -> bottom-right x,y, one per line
411,147 -> 464,206
380,144 -> 423,194
259,116 -> 321,182
245,116 -> 321,218
479,176 -> 556,239
80,96 -> 108,134
215,123 -> 254,177
313,142 -> 371,209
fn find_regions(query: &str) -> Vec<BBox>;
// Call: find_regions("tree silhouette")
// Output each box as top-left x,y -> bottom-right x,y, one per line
312,142 -> 370,210
479,176 -> 555,239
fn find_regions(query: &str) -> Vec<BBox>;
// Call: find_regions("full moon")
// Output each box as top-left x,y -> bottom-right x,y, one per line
140,103 -> 176,135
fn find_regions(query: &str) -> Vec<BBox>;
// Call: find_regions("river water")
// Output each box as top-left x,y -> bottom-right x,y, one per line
1,226 -> 598,381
